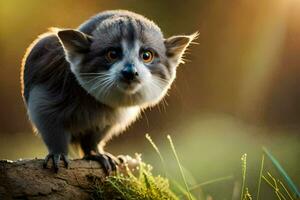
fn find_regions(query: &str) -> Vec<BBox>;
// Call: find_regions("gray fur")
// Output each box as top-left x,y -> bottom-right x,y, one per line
21,10 -> 196,159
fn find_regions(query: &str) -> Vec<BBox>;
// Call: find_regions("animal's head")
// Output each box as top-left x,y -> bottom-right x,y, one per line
57,11 -> 197,108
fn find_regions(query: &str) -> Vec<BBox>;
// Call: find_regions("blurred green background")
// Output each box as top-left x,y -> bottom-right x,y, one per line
0,0 -> 299,199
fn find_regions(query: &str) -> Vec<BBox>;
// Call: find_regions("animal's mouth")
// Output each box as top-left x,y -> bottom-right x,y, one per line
117,80 -> 142,94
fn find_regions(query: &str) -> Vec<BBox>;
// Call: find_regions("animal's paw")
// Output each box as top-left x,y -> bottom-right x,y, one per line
43,153 -> 69,173
83,153 -> 120,175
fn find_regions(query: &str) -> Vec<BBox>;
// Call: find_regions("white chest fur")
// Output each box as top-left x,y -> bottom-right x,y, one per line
97,106 -> 141,146
109,106 -> 141,133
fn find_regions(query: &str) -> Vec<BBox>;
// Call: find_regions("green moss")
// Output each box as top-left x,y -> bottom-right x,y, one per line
91,163 -> 179,200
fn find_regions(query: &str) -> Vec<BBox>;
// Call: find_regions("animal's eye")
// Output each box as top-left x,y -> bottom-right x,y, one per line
140,50 -> 154,63
106,49 -> 119,62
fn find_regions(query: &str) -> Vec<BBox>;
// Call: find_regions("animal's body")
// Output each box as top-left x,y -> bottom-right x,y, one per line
21,10 -> 196,172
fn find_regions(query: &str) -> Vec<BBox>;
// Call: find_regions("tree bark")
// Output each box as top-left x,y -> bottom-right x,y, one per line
0,159 -> 105,200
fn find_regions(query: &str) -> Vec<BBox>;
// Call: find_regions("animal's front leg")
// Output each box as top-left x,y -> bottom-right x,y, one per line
79,129 -> 120,175
83,153 -> 119,175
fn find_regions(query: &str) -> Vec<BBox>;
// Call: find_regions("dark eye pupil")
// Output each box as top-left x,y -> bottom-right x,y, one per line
110,51 -> 118,59
143,52 -> 150,60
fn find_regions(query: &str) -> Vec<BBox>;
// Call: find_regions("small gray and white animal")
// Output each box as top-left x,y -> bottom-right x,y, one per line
21,10 -> 197,173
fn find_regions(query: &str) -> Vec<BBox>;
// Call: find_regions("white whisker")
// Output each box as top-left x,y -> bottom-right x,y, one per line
84,75 -> 111,85
101,78 -> 115,98
80,72 -> 108,75
89,78 -> 112,92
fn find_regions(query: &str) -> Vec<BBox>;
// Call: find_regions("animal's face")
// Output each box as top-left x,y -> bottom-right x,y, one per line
58,14 -> 197,108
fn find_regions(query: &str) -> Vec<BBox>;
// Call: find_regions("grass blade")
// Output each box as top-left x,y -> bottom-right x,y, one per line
262,175 -> 283,200
279,180 -> 294,200
145,134 -> 167,176
167,135 -> 194,200
241,153 -> 247,200
256,154 -> 264,200
172,180 -> 197,200
263,147 -> 300,198
189,175 -> 233,191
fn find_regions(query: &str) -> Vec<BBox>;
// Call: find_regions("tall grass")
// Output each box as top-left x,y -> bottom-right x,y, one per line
167,135 -> 194,200
240,153 -> 247,200
145,134 -> 167,177
91,135 -> 299,200
242,147 -> 298,200
263,147 -> 300,198
146,134 -> 196,200
256,154 -> 264,200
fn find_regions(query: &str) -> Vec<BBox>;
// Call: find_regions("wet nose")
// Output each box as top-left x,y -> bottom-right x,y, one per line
121,63 -> 138,81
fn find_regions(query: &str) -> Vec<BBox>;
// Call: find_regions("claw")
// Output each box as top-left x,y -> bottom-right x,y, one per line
43,154 -> 52,169
107,156 -> 117,171
61,154 -> 69,168
43,153 -> 69,173
84,153 -> 118,175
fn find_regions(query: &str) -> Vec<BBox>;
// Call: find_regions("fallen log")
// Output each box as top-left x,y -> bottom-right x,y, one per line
0,159 -> 105,200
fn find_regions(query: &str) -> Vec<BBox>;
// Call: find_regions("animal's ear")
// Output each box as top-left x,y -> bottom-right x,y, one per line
164,32 -> 198,65
57,29 -> 93,54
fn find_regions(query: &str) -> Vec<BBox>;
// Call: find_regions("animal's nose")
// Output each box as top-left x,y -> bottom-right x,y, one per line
121,63 -> 138,81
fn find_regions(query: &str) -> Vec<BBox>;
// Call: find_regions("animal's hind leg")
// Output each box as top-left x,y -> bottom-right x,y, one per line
31,114 -> 70,172
27,86 -> 70,172
39,126 -> 71,172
